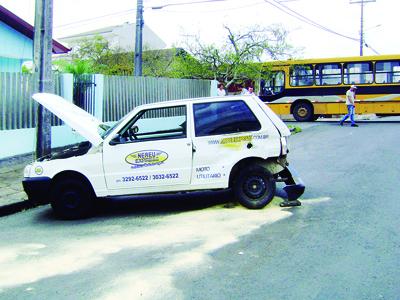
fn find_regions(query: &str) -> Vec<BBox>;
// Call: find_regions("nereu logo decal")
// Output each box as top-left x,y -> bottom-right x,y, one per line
125,150 -> 168,168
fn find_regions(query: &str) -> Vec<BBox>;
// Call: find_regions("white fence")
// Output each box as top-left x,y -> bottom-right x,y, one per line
0,73 -> 214,159
102,76 -> 212,122
0,72 -> 63,130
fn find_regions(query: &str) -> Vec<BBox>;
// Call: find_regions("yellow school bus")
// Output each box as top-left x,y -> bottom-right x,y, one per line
259,54 -> 400,121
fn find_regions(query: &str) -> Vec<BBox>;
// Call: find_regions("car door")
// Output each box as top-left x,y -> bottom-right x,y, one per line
190,99 -> 264,187
102,104 -> 193,194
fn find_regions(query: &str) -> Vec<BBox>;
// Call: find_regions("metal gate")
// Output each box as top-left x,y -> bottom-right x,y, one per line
73,74 -> 96,115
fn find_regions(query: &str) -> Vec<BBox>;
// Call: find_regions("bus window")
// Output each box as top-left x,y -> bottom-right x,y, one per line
375,61 -> 400,84
290,65 -> 314,86
315,63 -> 342,85
344,62 -> 373,84
260,71 -> 285,96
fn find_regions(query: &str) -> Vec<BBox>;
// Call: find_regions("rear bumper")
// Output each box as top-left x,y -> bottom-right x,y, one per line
278,166 -> 305,201
22,177 -> 51,204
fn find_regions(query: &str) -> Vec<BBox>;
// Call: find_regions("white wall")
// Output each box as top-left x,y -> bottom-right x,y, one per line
0,74 -> 83,160
210,80 -> 219,96
0,126 -> 85,159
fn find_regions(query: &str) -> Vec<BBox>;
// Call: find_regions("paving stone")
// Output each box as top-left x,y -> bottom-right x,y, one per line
0,187 -> 15,198
7,191 -> 27,202
0,159 -> 30,208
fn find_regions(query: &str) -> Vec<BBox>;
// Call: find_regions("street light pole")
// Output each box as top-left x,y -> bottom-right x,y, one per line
350,0 -> 376,56
360,0 -> 364,56
134,0 -> 143,76
33,0 -> 54,158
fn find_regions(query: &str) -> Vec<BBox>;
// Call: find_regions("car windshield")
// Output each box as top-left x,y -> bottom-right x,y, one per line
99,114 -> 130,139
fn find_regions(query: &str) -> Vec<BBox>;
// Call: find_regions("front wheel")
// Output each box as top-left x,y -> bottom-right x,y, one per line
292,102 -> 314,122
50,178 -> 95,219
233,165 -> 276,209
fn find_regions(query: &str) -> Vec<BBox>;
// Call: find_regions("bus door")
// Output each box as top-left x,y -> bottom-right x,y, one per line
259,71 -> 285,101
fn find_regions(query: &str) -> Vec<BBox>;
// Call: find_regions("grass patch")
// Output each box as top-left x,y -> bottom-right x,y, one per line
288,125 -> 302,134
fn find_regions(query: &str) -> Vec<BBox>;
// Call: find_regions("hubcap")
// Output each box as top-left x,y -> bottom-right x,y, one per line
298,107 -> 308,117
62,191 -> 80,209
243,176 -> 267,199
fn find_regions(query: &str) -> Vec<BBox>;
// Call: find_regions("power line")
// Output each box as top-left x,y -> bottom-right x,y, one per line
151,0 -> 226,10
263,0 -> 359,42
155,1 -> 265,14
364,42 -> 379,55
269,0 -> 382,55
54,9 -> 136,29
54,0 -> 234,30
54,0 -> 260,31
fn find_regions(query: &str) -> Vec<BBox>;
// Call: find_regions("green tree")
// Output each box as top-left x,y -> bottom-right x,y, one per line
71,36 -> 112,63
175,24 -> 297,88
53,59 -> 95,75
54,36 -> 179,76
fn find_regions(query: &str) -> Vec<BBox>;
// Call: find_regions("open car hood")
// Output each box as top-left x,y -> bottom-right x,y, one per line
32,93 -> 103,147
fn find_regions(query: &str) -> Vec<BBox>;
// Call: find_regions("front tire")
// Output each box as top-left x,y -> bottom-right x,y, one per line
50,178 -> 95,219
292,102 -> 314,122
233,165 -> 276,209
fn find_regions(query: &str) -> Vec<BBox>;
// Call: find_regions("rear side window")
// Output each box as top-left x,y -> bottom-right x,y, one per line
290,64 -> 314,86
375,61 -> 400,84
194,101 -> 261,137
316,63 -> 342,85
344,62 -> 373,84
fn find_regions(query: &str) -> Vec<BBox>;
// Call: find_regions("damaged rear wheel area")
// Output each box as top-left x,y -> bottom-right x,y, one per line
233,165 -> 276,209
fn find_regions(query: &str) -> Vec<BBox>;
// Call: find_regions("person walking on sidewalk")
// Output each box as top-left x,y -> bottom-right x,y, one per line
340,85 -> 358,127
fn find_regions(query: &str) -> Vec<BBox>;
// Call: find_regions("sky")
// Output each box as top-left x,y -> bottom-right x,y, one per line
0,0 -> 398,60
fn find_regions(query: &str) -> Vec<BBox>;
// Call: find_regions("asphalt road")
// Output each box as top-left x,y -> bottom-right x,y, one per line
0,122 -> 399,300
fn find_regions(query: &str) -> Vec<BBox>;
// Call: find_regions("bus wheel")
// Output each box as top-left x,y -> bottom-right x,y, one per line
292,102 -> 314,122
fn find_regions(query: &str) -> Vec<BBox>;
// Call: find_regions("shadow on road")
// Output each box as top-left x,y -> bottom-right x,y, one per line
34,187 -> 289,223
34,190 -> 235,223
98,190 -> 234,216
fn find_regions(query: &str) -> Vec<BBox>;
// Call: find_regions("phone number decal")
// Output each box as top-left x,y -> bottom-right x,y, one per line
120,173 -> 179,183
122,175 -> 149,182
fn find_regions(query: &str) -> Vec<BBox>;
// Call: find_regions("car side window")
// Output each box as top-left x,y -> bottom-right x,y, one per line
193,100 -> 261,137
118,105 -> 187,142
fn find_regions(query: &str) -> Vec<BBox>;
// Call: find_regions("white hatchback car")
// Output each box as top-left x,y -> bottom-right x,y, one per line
23,93 -> 304,219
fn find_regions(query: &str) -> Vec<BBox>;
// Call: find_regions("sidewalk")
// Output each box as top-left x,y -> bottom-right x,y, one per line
0,154 -> 36,217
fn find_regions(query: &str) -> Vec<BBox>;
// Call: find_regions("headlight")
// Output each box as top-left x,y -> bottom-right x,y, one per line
23,164 -> 32,177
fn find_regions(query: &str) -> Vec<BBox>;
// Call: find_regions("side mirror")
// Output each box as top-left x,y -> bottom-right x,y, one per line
131,126 -> 139,134
109,134 -> 123,145
127,126 -> 139,140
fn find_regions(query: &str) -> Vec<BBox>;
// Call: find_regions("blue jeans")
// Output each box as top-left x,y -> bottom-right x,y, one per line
340,105 -> 356,124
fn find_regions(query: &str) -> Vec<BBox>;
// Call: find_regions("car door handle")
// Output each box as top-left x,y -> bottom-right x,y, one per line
192,145 -> 197,153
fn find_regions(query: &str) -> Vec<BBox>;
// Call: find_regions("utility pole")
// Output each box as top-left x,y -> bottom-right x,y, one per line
33,0 -> 54,158
350,0 -> 376,56
134,0 -> 143,76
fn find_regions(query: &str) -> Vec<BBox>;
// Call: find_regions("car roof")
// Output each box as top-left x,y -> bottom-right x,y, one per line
136,95 -> 258,110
